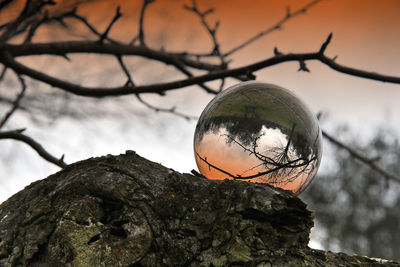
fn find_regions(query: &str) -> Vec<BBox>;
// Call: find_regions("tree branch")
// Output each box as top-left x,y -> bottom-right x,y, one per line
322,130 -> 400,183
0,66 -> 7,81
136,95 -> 197,121
98,7 -> 122,43
133,0 -> 155,46
223,0 -> 324,57
0,128 -> 67,168
116,55 -> 134,86
2,35 -> 400,98
184,0 -> 225,65
319,32 -> 332,54
0,75 -> 26,129
5,42 -> 221,71
0,0 -> 56,42
69,12 -> 118,44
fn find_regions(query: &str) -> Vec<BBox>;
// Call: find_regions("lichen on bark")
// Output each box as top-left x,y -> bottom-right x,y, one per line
0,151 -> 398,266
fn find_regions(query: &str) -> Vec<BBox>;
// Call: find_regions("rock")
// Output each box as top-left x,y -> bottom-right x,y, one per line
0,151 -> 398,266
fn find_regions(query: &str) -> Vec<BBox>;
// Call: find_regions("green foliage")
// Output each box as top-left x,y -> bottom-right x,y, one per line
302,127 -> 400,260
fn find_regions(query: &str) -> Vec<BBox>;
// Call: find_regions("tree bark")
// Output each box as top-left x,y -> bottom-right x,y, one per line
0,151 -> 398,266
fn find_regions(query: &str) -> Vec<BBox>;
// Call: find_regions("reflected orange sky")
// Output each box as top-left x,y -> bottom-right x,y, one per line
194,127 -> 319,195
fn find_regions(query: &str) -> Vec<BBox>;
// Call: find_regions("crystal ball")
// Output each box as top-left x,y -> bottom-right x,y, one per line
193,81 -> 322,195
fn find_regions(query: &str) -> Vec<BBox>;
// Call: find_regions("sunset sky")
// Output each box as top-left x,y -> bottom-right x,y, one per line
1,0 -> 400,205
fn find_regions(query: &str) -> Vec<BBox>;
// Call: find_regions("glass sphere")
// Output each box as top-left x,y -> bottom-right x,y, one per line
193,81 -> 322,195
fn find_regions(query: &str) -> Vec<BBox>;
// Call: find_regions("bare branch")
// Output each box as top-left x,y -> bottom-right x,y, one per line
2,36 -> 400,98
217,78 -> 225,93
184,0 -> 225,65
322,130 -> 400,183
6,42 -> 221,71
223,0 -> 324,57
68,11 -> 119,44
318,53 -> 400,84
0,66 -> 7,81
0,128 -> 67,168
298,60 -> 310,72
0,0 -> 13,12
135,0 -> 155,46
0,0 -> 55,42
99,7 -> 122,43
21,7 -> 75,44
0,76 -> 26,129
319,32 -> 332,54
117,56 -> 134,86
274,47 -> 284,56
136,95 -> 197,121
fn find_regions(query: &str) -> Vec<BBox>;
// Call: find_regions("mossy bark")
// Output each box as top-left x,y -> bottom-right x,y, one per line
0,151 -> 398,266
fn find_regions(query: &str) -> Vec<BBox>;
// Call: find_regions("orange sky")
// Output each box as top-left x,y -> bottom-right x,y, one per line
1,0 -> 400,202
4,0 -> 399,69
3,0 -> 399,132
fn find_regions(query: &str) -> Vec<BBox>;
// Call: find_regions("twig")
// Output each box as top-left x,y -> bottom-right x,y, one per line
136,95 -> 197,121
0,66 -> 7,81
69,12 -> 119,44
224,134 -> 278,165
223,0 -> 323,57
135,0 -> 155,46
298,60 -> 310,72
117,56 -> 134,85
0,128 -> 67,168
322,130 -> 400,183
195,152 -> 236,178
118,45 -> 219,94
0,0 -> 55,42
319,32 -> 332,54
98,7 -> 122,43
0,76 -> 26,129
184,0 -> 225,65
22,8 -> 75,44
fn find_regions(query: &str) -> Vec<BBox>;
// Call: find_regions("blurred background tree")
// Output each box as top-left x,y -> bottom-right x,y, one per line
302,127 -> 400,260
0,0 -> 399,260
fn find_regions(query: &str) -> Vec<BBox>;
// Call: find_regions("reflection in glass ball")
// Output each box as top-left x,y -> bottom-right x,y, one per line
193,81 -> 322,195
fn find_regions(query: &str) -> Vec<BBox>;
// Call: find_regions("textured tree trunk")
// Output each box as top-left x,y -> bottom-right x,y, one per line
0,151 -> 398,266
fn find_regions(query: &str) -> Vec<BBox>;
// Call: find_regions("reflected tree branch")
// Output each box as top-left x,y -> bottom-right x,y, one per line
195,150 -> 316,181
224,134 -> 279,166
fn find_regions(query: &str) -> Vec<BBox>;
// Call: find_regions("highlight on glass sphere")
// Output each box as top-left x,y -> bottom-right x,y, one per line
193,81 -> 322,195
